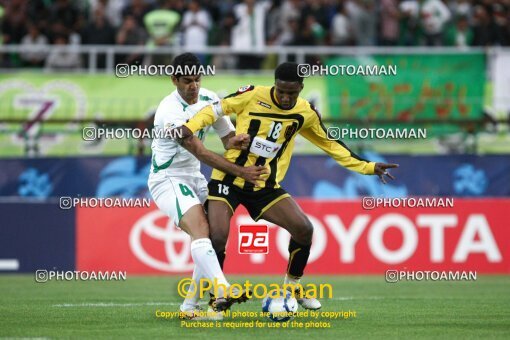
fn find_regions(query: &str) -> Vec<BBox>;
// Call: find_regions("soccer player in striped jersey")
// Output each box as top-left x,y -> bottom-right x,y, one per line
176,62 -> 398,310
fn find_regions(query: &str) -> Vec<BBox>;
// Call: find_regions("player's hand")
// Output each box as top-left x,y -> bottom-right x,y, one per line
226,133 -> 251,150
374,163 -> 399,184
238,165 -> 269,186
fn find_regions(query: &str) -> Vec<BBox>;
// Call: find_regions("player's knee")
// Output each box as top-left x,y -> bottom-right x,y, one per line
180,212 -> 210,240
194,223 -> 209,239
293,220 -> 314,245
184,222 -> 209,240
210,231 -> 228,252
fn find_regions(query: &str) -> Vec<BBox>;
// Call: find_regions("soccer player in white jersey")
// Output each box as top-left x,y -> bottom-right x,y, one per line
148,53 -> 267,319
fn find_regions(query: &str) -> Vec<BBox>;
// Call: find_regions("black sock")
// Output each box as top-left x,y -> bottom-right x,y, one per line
216,250 -> 226,270
286,238 -> 311,278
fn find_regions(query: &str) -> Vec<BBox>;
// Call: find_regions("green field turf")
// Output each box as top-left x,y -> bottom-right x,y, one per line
0,275 -> 509,339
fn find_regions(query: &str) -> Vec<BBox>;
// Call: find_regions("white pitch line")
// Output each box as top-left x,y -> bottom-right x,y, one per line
330,296 -> 440,301
0,259 -> 19,270
53,302 -> 182,308
330,296 -> 387,301
330,297 -> 354,301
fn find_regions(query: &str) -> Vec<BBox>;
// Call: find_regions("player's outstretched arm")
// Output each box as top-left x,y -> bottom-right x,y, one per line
302,125 -> 400,184
299,106 -> 399,184
180,135 -> 268,185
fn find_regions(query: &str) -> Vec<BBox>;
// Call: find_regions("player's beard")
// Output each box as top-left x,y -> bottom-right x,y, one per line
186,93 -> 198,104
180,90 -> 199,105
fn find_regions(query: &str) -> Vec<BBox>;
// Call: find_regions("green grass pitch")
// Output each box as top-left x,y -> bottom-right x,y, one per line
1,275 -> 509,339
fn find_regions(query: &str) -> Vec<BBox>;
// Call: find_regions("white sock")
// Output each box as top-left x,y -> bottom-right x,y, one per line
190,238 -> 229,297
284,274 -> 301,287
182,265 -> 202,309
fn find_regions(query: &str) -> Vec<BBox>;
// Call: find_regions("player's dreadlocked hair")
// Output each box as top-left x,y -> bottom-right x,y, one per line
172,53 -> 201,78
275,62 -> 303,83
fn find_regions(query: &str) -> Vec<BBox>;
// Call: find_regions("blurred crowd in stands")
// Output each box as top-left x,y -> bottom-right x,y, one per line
1,0 -> 510,70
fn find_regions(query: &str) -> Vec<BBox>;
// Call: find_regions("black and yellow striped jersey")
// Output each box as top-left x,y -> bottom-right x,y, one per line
184,85 -> 376,191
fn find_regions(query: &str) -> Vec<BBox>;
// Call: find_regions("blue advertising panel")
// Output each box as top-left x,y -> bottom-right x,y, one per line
281,152 -> 510,198
0,201 -> 76,272
0,153 -> 508,198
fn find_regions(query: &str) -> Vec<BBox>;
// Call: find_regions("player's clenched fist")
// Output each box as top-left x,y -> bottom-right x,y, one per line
226,133 -> 251,150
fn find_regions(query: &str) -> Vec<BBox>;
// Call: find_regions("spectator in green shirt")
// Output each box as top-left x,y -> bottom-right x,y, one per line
446,16 -> 473,48
144,1 -> 180,47
143,0 -> 180,65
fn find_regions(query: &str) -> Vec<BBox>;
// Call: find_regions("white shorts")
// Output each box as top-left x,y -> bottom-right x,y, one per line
148,171 -> 208,227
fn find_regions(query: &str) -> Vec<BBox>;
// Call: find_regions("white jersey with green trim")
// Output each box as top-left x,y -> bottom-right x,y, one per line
150,87 -> 234,176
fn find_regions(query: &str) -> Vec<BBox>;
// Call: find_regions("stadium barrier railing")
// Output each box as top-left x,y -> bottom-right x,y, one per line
0,44 -> 499,73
